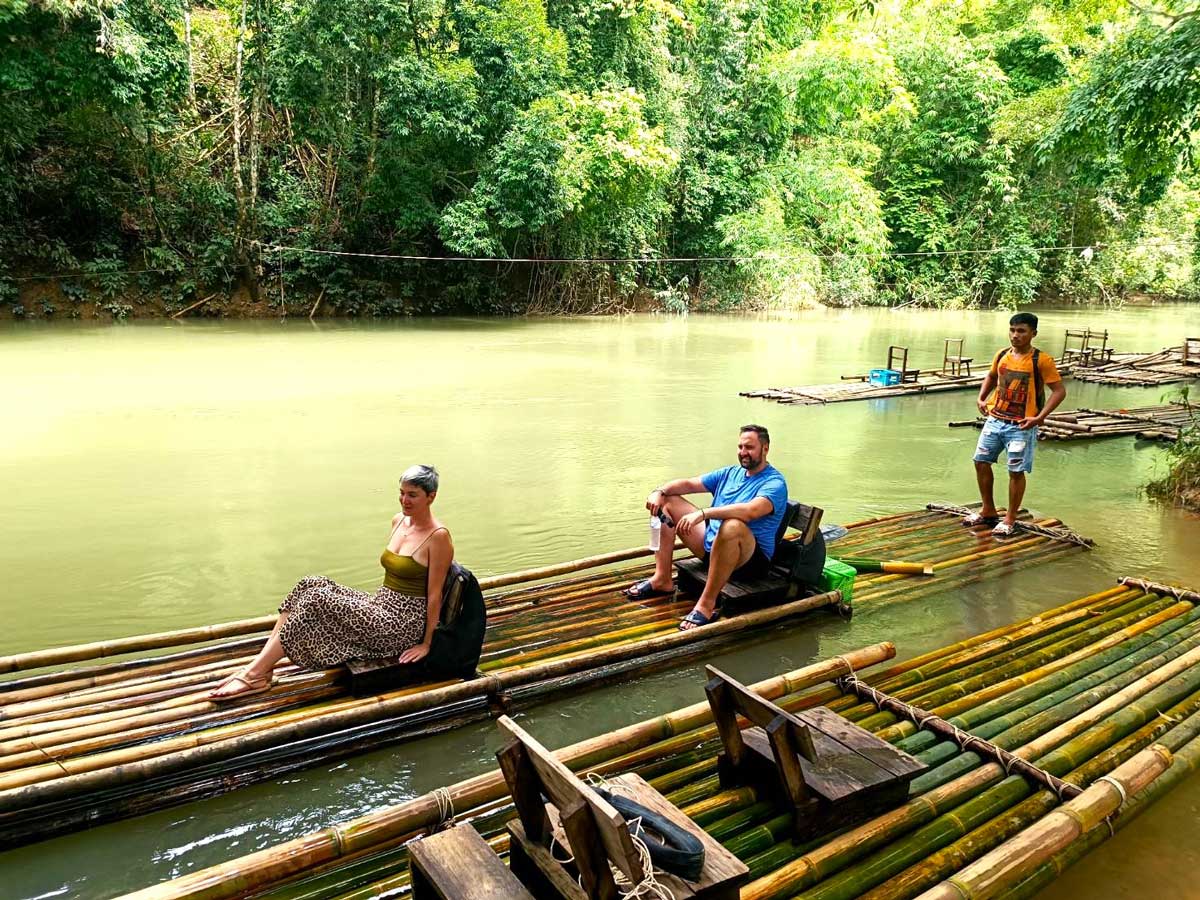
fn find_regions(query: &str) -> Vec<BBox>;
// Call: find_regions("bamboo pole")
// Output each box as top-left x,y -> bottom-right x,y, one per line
835,558 -> 935,576
912,745 -> 1172,900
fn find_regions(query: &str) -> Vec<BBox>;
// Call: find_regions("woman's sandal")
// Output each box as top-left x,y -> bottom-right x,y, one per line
991,521 -> 1016,538
962,512 -> 1000,528
209,669 -> 273,702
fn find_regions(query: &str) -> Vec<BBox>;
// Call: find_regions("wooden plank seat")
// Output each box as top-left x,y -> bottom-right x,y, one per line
497,715 -> 747,900
409,823 -> 535,900
704,666 -> 927,840
345,561 -> 486,695
674,500 -> 826,606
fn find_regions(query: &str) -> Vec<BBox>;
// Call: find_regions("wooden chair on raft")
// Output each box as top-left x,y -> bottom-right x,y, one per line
1061,327 -> 1112,367
674,500 -> 825,607
1183,337 -> 1200,366
497,715 -> 748,900
887,345 -> 921,383
704,666 -> 927,840
941,337 -> 973,377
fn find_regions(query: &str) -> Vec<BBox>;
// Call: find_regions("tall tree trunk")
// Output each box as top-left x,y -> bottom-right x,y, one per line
231,0 -> 258,300
184,3 -> 196,109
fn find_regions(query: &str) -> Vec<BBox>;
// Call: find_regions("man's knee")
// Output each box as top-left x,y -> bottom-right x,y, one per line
713,519 -> 750,542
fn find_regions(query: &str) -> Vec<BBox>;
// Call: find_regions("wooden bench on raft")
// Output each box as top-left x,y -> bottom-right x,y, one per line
704,666 -> 927,840
496,715 -> 748,900
674,500 -> 824,606
408,823 -> 535,900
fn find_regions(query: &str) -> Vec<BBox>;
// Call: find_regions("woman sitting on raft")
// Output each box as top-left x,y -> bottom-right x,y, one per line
210,464 -> 454,700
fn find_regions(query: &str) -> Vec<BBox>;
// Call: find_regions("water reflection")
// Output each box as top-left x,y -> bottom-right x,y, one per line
1,306 -> 1198,898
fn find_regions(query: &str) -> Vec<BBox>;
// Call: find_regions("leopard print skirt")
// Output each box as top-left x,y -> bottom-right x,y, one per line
278,575 -> 426,669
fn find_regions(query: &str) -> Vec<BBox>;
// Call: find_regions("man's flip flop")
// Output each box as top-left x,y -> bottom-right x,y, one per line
992,521 -> 1016,538
679,609 -> 719,631
962,513 -> 1000,527
624,580 -> 675,600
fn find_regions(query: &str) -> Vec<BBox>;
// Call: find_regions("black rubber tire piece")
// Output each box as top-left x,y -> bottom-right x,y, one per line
596,788 -> 706,882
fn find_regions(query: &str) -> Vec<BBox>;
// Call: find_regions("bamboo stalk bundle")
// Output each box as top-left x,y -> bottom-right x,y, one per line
912,745 -> 1173,900
117,577 -> 1200,900
1073,344 -> 1199,387
948,402 -> 1193,443
0,504 -> 1089,847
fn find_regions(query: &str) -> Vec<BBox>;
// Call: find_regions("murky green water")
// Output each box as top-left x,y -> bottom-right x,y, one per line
2,306 -> 1199,898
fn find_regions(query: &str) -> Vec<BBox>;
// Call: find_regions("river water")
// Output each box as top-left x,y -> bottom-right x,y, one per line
2,306 -> 1198,898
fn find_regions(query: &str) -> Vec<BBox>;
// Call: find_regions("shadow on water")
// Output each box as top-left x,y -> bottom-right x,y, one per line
1,305 -> 1198,897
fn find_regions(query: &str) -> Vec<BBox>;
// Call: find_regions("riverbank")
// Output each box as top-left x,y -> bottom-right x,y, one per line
4,278 -> 1197,320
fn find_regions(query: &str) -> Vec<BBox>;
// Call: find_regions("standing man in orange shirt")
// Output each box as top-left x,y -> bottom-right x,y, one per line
963,313 -> 1067,537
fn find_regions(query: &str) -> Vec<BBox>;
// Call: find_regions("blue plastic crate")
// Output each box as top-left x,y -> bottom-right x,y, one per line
868,368 -> 902,387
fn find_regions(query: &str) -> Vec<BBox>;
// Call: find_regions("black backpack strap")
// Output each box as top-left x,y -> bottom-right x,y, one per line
1032,348 -> 1045,413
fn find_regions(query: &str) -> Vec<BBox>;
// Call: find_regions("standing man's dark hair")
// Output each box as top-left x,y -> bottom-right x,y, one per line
1009,312 -> 1038,330
740,424 -> 770,445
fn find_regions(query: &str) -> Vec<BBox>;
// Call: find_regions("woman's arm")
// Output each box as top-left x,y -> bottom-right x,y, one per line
398,530 -> 454,663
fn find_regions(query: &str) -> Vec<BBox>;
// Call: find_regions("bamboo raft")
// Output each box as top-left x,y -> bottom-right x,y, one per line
0,505 -> 1090,847
123,576 -> 1200,900
949,402 -> 1196,443
740,371 -> 993,406
740,363 -> 1080,406
1072,343 -> 1200,387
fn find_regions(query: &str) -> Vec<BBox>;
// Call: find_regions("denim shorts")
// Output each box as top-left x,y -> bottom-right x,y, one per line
973,416 -> 1037,473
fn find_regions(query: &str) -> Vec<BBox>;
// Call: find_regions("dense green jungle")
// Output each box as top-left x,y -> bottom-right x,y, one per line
2,0 -> 1199,317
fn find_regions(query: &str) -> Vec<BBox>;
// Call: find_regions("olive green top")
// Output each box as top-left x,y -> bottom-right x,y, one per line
380,549 -> 428,597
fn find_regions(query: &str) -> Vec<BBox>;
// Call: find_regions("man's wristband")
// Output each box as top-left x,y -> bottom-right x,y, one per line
702,510 -> 708,521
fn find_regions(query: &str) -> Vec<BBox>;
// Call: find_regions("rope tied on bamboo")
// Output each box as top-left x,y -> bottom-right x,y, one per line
835,673 -> 1083,800
1095,773 -> 1129,837
431,786 -> 455,832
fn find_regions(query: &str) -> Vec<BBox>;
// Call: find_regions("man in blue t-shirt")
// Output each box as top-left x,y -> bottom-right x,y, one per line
624,424 -> 789,630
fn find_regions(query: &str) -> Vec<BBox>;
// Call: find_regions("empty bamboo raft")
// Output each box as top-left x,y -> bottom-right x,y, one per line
0,504 -> 1089,847
1072,342 -> 1200,387
123,576 -> 1200,900
741,371 -> 992,405
949,402 -> 1195,443
740,359 -> 1084,406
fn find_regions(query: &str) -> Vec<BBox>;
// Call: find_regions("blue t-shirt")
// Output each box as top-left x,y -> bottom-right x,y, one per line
699,464 -> 789,558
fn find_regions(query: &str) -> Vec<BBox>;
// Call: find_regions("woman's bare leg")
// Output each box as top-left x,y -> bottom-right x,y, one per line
210,612 -> 289,698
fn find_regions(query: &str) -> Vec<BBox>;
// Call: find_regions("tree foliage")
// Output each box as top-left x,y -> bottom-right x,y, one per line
0,0 -> 1197,315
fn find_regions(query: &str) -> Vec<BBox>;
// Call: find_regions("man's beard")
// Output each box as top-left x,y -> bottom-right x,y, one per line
739,455 -> 760,469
